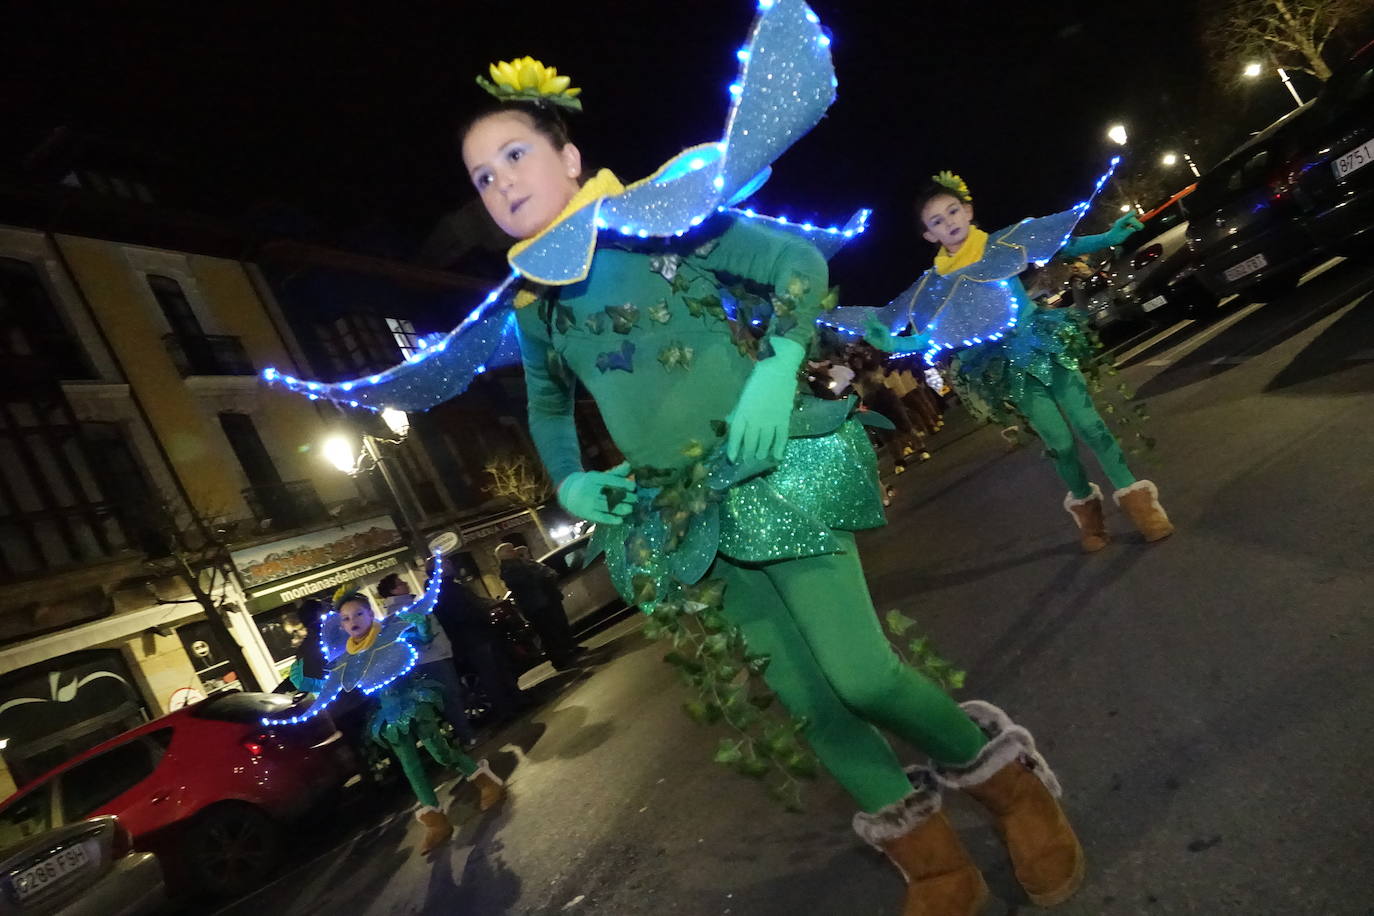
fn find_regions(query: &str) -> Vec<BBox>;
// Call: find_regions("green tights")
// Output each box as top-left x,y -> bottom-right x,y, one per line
715,532 -> 987,813
386,725 -> 478,809
1015,362 -> 1136,499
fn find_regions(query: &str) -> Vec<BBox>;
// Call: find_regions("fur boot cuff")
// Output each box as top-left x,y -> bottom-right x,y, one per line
1063,483 -> 1103,512
470,757 -> 503,786
1112,479 -> 1159,505
414,805 -> 442,821
853,768 -> 942,849
933,700 -> 1062,798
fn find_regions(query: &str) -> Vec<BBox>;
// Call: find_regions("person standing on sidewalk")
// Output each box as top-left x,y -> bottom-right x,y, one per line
378,573 -> 477,748
495,543 -> 583,670
427,558 -> 528,723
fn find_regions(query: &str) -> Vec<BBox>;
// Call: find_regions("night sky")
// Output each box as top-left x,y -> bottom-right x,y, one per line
4,0 -> 1319,303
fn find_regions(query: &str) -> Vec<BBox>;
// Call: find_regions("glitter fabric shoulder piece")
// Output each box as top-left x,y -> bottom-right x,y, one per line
822,159 -> 1119,360
262,0 -> 867,415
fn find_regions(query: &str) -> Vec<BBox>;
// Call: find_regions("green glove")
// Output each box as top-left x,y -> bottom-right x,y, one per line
1105,213 -> 1145,246
396,611 -> 432,643
726,336 -> 804,462
558,461 -> 637,525
865,317 -> 931,355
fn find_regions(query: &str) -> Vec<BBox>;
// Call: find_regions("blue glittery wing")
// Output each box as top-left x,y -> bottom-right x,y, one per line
320,612 -> 348,663
724,207 -> 870,260
510,0 -> 841,284
262,272 -> 521,413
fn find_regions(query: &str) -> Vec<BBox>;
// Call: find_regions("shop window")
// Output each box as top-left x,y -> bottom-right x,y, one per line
59,734 -> 166,821
177,620 -> 242,693
253,604 -> 309,667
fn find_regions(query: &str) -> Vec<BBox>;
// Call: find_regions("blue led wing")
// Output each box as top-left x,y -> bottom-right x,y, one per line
262,273 -> 520,413
727,207 -> 871,260
717,0 -> 835,199
320,612 -> 348,664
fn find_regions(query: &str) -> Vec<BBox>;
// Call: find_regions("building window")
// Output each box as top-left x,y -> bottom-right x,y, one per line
147,274 -> 202,336
219,413 -> 325,531
386,318 -> 422,359
319,314 -> 400,378
0,257 -> 94,380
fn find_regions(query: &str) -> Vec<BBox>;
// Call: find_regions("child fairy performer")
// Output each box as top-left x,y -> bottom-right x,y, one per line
832,171 -> 1174,553
271,561 -> 505,855
266,4 -> 1081,911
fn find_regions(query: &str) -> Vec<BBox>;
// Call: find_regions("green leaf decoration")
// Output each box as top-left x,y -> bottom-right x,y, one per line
714,738 -> 745,764
648,301 -> 672,325
709,419 -> 728,439
606,303 -> 641,334
819,285 -> 841,312
670,271 -> 693,295
693,238 -> 720,258
604,486 -> 631,511
885,609 -> 916,637
649,253 -> 682,282
631,574 -> 658,606
784,274 -> 811,300
595,341 -> 635,374
657,341 -> 695,372
681,439 -> 705,459
584,313 -> 607,334
554,302 -> 577,335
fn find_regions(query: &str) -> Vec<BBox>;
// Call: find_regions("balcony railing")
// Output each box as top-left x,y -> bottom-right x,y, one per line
163,333 -> 255,377
242,480 -> 328,532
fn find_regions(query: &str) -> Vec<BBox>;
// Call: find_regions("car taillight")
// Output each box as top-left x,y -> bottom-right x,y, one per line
110,821 -> 134,859
1131,245 -> 1162,270
242,733 -> 270,757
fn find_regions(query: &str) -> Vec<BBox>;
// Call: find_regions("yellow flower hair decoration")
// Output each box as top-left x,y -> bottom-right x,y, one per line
476,57 -> 583,112
331,582 -> 364,608
933,170 -> 972,204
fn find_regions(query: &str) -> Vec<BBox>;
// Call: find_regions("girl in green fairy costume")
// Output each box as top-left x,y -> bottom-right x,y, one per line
456,16 -> 1083,914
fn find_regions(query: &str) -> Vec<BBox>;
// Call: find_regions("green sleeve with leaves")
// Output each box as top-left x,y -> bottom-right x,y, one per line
700,216 -> 829,350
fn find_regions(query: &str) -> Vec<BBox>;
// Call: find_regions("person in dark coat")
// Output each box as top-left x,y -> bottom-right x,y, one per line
495,542 -> 584,670
427,558 -> 528,722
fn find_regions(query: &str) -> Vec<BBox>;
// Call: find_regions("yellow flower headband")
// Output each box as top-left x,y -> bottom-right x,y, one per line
476,57 -> 583,113
933,170 -> 972,204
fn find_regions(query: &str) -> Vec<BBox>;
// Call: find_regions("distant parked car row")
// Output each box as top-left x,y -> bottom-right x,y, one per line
1097,39 -> 1374,331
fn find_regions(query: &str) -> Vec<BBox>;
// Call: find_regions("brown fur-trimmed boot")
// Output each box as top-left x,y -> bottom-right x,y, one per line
1063,484 -> 1109,553
416,806 -> 452,854
470,758 -> 507,811
1113,480 -> 1173,542
934,702 -> 1084,908
853,772 -> 989,916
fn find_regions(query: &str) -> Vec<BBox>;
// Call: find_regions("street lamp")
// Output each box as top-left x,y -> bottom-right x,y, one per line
1107,124 -> 1128,146
1242,60 -> 1304,106
1161,150 -> 1202,178
322,416 -> 426,553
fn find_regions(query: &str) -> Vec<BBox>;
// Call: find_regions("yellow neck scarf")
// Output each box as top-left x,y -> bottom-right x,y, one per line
933,227 -> 989,276
345,621 -> 381,655
507,168 -> 625,262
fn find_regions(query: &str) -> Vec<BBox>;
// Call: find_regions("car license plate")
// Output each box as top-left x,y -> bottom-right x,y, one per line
1333,138 -> 1374,180
10,841 -> 91,902
1223,253 -> 1268,283
1141,295 -> 1168,313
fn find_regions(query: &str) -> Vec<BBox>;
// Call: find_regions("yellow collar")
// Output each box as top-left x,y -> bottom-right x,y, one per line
507,168 -> 626,264
345,621 -> 381,655
934,227 -> 989,275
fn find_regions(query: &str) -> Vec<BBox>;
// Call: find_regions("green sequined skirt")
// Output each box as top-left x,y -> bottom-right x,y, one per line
952,306 -> 1096,426
589,402 -> 886,612
367,675 -> 445,748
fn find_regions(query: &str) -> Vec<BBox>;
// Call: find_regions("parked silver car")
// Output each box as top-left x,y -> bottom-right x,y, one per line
0,816 -> 164,916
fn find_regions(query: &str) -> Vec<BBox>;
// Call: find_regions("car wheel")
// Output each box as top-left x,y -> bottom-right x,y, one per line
184,803 -> 281,898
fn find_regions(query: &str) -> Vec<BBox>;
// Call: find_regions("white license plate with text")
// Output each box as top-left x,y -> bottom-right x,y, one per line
11,841 -> 92,902
1223,254 -> 1268,283
1334,138 -> 1374,180
1141,295 -> 1168,313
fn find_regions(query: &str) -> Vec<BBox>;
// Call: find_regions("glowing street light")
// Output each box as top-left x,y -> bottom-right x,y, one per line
1107,124 -> 1128,146
1161,150 -> 1203,178
1161,152 -> 1178,166
322,435 -> 357,474
1119,204 -> 1133,213
380,408 -> 411,437
1242,60 -> 1304,106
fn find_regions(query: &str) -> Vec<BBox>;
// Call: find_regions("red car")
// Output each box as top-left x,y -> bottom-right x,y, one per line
0,691 -> 353,899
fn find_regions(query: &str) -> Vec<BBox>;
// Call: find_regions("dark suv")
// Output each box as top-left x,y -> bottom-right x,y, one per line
1290,40 -> 1374,255
1180,105 -> 1324,301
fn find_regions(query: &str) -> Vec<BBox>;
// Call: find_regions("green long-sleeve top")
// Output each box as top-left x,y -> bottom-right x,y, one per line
515,214 -> 828,482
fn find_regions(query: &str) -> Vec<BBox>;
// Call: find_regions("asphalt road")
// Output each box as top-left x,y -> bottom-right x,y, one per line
207,256 -> 1374,916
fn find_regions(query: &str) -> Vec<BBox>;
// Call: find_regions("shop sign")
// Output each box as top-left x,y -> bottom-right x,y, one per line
459,511 -> 533,544
231,515 -> 403,591
428,531 -> 462,556
241,549 -> 410,613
